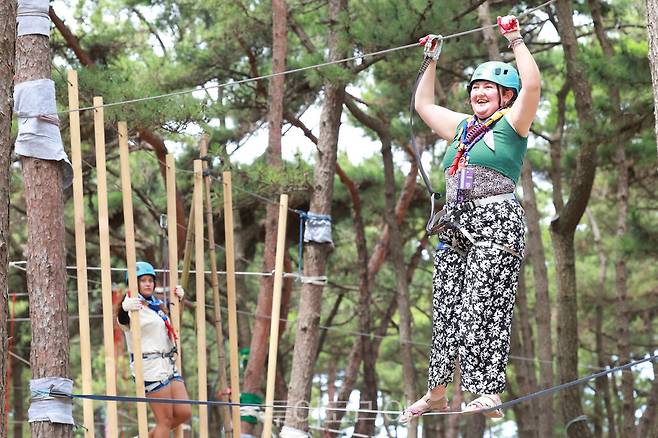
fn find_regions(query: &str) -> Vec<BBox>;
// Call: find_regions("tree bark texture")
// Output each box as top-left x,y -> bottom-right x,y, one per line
614,147 -> 635,438
0,1 -> 16,437
241,1 -> 287,434
637,314 -> 658,438
11,360 -> 24,438
510,268 -> 539,438
477,1 -> 500,61
283,0 -> 346,431
381,135 -> 418,438
16,29 -> 72,438
339,163 -> 377,438
588,2 -> 635,435
520,160 -> 554,438
586,210 -> 617,438
646,0 -> 658,157
550,2 -> 597,436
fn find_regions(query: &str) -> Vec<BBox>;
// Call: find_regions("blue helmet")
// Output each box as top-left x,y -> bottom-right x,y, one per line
125,261 -> 156,283
467,61 -> 521,96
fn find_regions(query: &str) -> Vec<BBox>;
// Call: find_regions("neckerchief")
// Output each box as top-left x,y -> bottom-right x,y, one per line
139,293 -> 178,341
448,108 -> 510,175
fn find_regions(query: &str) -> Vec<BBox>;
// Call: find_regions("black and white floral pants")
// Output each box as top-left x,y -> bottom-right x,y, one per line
428,198 -> 525,395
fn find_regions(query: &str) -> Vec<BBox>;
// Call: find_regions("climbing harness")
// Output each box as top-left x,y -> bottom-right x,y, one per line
410,34 -> 445,235
435,193 -> 522,259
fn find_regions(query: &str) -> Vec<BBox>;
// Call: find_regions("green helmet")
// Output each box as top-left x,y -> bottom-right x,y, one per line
467,61 -> 521,96
126,261 -> 156,283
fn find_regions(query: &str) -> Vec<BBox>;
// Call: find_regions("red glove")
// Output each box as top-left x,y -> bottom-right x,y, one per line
497,15 -> 521,43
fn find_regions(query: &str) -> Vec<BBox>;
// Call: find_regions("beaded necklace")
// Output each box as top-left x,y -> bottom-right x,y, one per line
449,108 -> 509,202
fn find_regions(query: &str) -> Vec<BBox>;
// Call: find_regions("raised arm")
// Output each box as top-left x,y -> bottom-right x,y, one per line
414,40 -> 470,141
499,16 -> 541,137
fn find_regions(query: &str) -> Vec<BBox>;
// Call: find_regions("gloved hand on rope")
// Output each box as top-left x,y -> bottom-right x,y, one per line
497,15 -> 521,42
174,285 -> 185,301
122,295 -> 143,312
418,34 -> 444,61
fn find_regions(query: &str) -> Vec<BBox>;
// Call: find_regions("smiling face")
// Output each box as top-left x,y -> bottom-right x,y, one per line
138,275 -> 156,298
469,80 -> 514,119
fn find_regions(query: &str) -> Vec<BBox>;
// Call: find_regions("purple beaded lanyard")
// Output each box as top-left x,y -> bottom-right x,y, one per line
451,117 -> 495,203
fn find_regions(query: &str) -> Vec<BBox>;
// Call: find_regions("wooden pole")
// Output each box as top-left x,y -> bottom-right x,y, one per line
118,121 -> 149,437
222,171 -> 242,438
194,160 -> 209,437
92,96 -> 119,437
165,154 -> 184,438
180,203 -> 194,291
261,194 -> 289,438
68,70 -> 95,438
199,138 -> 233,434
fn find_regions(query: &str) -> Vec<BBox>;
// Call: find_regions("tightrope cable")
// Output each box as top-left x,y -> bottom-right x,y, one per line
17,0 -> 557,119
35,351 -> 656,418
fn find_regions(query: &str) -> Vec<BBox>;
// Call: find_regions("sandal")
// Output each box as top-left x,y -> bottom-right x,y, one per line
464,394 -> 504,419
399,394 -> 449,423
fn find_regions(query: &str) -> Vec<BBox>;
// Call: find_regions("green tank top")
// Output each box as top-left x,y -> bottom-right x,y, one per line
441,115 -> 528,183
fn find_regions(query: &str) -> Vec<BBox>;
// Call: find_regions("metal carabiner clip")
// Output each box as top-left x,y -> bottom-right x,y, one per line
420,34 -> 444,61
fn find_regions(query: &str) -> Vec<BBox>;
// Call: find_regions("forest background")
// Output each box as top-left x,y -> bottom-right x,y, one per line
2,0 -> 658,437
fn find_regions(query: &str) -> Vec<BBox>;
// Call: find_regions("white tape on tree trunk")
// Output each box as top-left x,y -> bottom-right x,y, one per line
28,377 -> 75,425
17,0 -> 50,37
14,79 -> 73,186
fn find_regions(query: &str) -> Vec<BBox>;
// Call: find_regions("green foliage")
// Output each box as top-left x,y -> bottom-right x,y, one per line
7,0 -> 657,436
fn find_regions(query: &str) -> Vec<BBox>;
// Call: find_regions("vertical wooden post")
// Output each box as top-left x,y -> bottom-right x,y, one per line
199,138 -> 233,434
180,203 -> 194,291
165,154 -> 184,438
118,121 -> 149,437
92,96 -> 119,437
194,160 -> 209,437
222,171 -> 242,438
262,194 -> 289,438
68,70 -> 95,438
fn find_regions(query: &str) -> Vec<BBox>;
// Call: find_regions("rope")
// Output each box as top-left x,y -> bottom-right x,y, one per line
426,352 -> 658,417
17,0 -> 557,120
35,351 -> 656,418
8,261 -> 323,282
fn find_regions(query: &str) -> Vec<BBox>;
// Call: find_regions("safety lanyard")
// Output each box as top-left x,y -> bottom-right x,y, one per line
449,109 -> 509,176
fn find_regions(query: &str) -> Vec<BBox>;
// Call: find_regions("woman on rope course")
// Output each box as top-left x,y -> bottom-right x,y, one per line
400,14 -> 541,422
118,261 -> 192,436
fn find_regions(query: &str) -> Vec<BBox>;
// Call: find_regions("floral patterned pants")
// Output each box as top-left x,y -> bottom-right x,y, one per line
428,198 -> 525,395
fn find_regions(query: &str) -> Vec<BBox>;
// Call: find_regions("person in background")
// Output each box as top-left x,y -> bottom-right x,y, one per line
118,261 -> 192,437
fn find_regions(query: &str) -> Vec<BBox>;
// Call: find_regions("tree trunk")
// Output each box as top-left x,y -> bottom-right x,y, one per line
520,160 -> 554,437
283,0 -> 346,431
0,1 -> 16,436
588,2 -> 636,435
15,15 -> 72,436
339,160 -> 377,437
637,314 -> 658,438
381,135 -> 419,438
241,1 -> 287,434
11,360 -> 23,438
550,2 -> 597,436
586,210 -> 617,438
614,148 -> 635,438
477,1 -> 500,61
447,365 -> 462,438
646,0 -> 658,157
463,414 -> 485,438
510,267 -> 539,437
